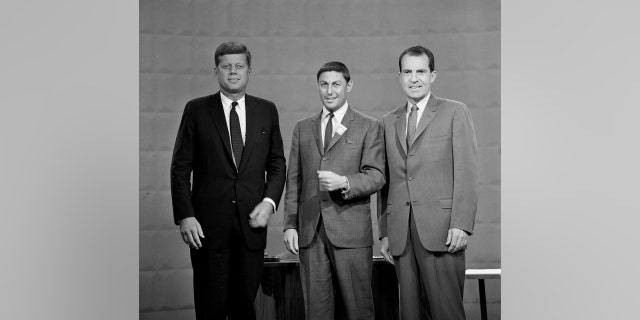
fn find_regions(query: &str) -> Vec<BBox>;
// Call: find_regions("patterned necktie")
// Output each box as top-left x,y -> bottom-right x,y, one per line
407,104 -> 418,147
230,101 -> 243,167
324,112 -> 334,153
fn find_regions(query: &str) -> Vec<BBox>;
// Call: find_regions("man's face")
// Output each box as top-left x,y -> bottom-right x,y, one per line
214,54 -> 251,95
399,54 -> 436,104
317,71 -> 352,112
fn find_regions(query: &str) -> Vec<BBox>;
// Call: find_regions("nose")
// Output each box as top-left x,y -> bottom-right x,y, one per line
230,66 -> 238,74
410,72 -> 418,82
326,86 -> 333,95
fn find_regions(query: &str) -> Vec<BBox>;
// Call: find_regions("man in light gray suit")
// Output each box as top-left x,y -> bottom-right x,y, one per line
283,61 -> 386,320
378,46 -> 479,320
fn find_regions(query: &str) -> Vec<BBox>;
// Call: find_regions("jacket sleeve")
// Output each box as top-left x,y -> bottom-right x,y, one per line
282,122 -> 301,230
376,118 -> 390,239
342,119 -> 387,200
450,103 -> 479,234
262,102 -> 287,209
170,102 -> 196,225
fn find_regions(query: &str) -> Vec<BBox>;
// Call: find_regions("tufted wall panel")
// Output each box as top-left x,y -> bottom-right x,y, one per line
140,0 -> 500,319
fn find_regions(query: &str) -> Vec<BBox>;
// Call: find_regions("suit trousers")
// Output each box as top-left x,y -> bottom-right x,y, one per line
299,216 -> 374,320
189,207 -> 264,320
393,208 -> 466,320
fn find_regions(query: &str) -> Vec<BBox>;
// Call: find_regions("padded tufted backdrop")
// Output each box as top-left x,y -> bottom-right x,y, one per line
140,0 -> 500,319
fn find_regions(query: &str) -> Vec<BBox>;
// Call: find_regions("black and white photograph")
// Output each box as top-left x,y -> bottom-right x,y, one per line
139,1 -> 500,319
3,1 -> 640,320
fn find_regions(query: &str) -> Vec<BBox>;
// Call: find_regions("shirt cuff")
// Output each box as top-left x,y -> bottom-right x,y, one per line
263,198 -> 276,213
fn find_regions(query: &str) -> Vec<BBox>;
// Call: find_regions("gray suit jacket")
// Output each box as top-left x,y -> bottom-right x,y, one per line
378,94 -> 479,254
284,106 -> 386,248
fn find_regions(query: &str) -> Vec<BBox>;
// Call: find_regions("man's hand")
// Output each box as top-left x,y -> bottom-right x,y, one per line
283,229 -> 299,255
445,228 -> 469,253
180,217 -> 204,249
249,201 -> 274,228
380,237 -> 394,265
317,170 -> 347,191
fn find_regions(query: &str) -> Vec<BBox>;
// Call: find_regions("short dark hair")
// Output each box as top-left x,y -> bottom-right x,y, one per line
398,46 -> 435,72
214,41 -> 252,67
316,61 -> 351,83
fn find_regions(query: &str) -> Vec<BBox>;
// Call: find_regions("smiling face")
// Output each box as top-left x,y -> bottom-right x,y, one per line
317,71 -> 352,112
214,53 -> 251,98
399,54 -> 437,104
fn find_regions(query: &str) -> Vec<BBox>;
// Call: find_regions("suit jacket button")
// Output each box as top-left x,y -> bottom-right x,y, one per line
322,157 -> 328,161
232,200 -> 236,204
406,201 -> 410,206
408,177 -> 414,181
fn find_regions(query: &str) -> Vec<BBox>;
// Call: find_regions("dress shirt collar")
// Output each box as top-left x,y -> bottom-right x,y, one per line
220,92 -> 246,111
322,101 -> 349,123
406,92 -> 430,114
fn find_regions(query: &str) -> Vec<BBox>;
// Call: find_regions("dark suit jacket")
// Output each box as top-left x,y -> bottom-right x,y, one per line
378,94 -> 479,253
170,92 -> 286,250
283,106 -> 386,248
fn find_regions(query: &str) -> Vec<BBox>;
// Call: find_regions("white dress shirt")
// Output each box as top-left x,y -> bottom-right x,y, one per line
405,92 -> 431,135
321,101 -> 349,148
219,93 -> 276,212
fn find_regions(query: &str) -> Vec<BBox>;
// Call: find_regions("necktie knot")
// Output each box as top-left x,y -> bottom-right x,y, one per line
411,104 -> 418,112
231,101 -> 238,109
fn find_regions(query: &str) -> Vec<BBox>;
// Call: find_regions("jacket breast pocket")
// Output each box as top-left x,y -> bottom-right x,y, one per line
439,198 -> 453,209
426,134 -> 451,143
343,138 -> 361,148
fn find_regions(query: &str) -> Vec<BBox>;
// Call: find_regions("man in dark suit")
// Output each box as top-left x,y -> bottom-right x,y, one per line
170,41 -> 286,320
283,61 -> 386,320
378,46 -> 479,320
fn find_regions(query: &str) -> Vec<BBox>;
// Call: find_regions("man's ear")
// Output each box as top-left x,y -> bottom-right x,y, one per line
346,79 -> 353,93
430,70 -> 437,83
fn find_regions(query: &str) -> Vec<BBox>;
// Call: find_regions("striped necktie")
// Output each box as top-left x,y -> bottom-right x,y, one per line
407,104 -> 418,147
324,112 -> 334,153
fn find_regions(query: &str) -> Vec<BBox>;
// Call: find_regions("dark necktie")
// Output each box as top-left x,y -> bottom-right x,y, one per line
407,104 -> 418,147
324,112 -> 334,153
230,101 -> 243,167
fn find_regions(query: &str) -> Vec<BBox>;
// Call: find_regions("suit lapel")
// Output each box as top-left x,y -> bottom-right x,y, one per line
237,96 -> 257,173
207,92 -> 235,167
409,94 -> 438,149
311,111 -> 324,155
395,105 -> 408,157
325,106 -> 354,153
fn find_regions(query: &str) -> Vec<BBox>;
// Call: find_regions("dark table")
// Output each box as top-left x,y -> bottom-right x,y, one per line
255,257 -> 399,320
